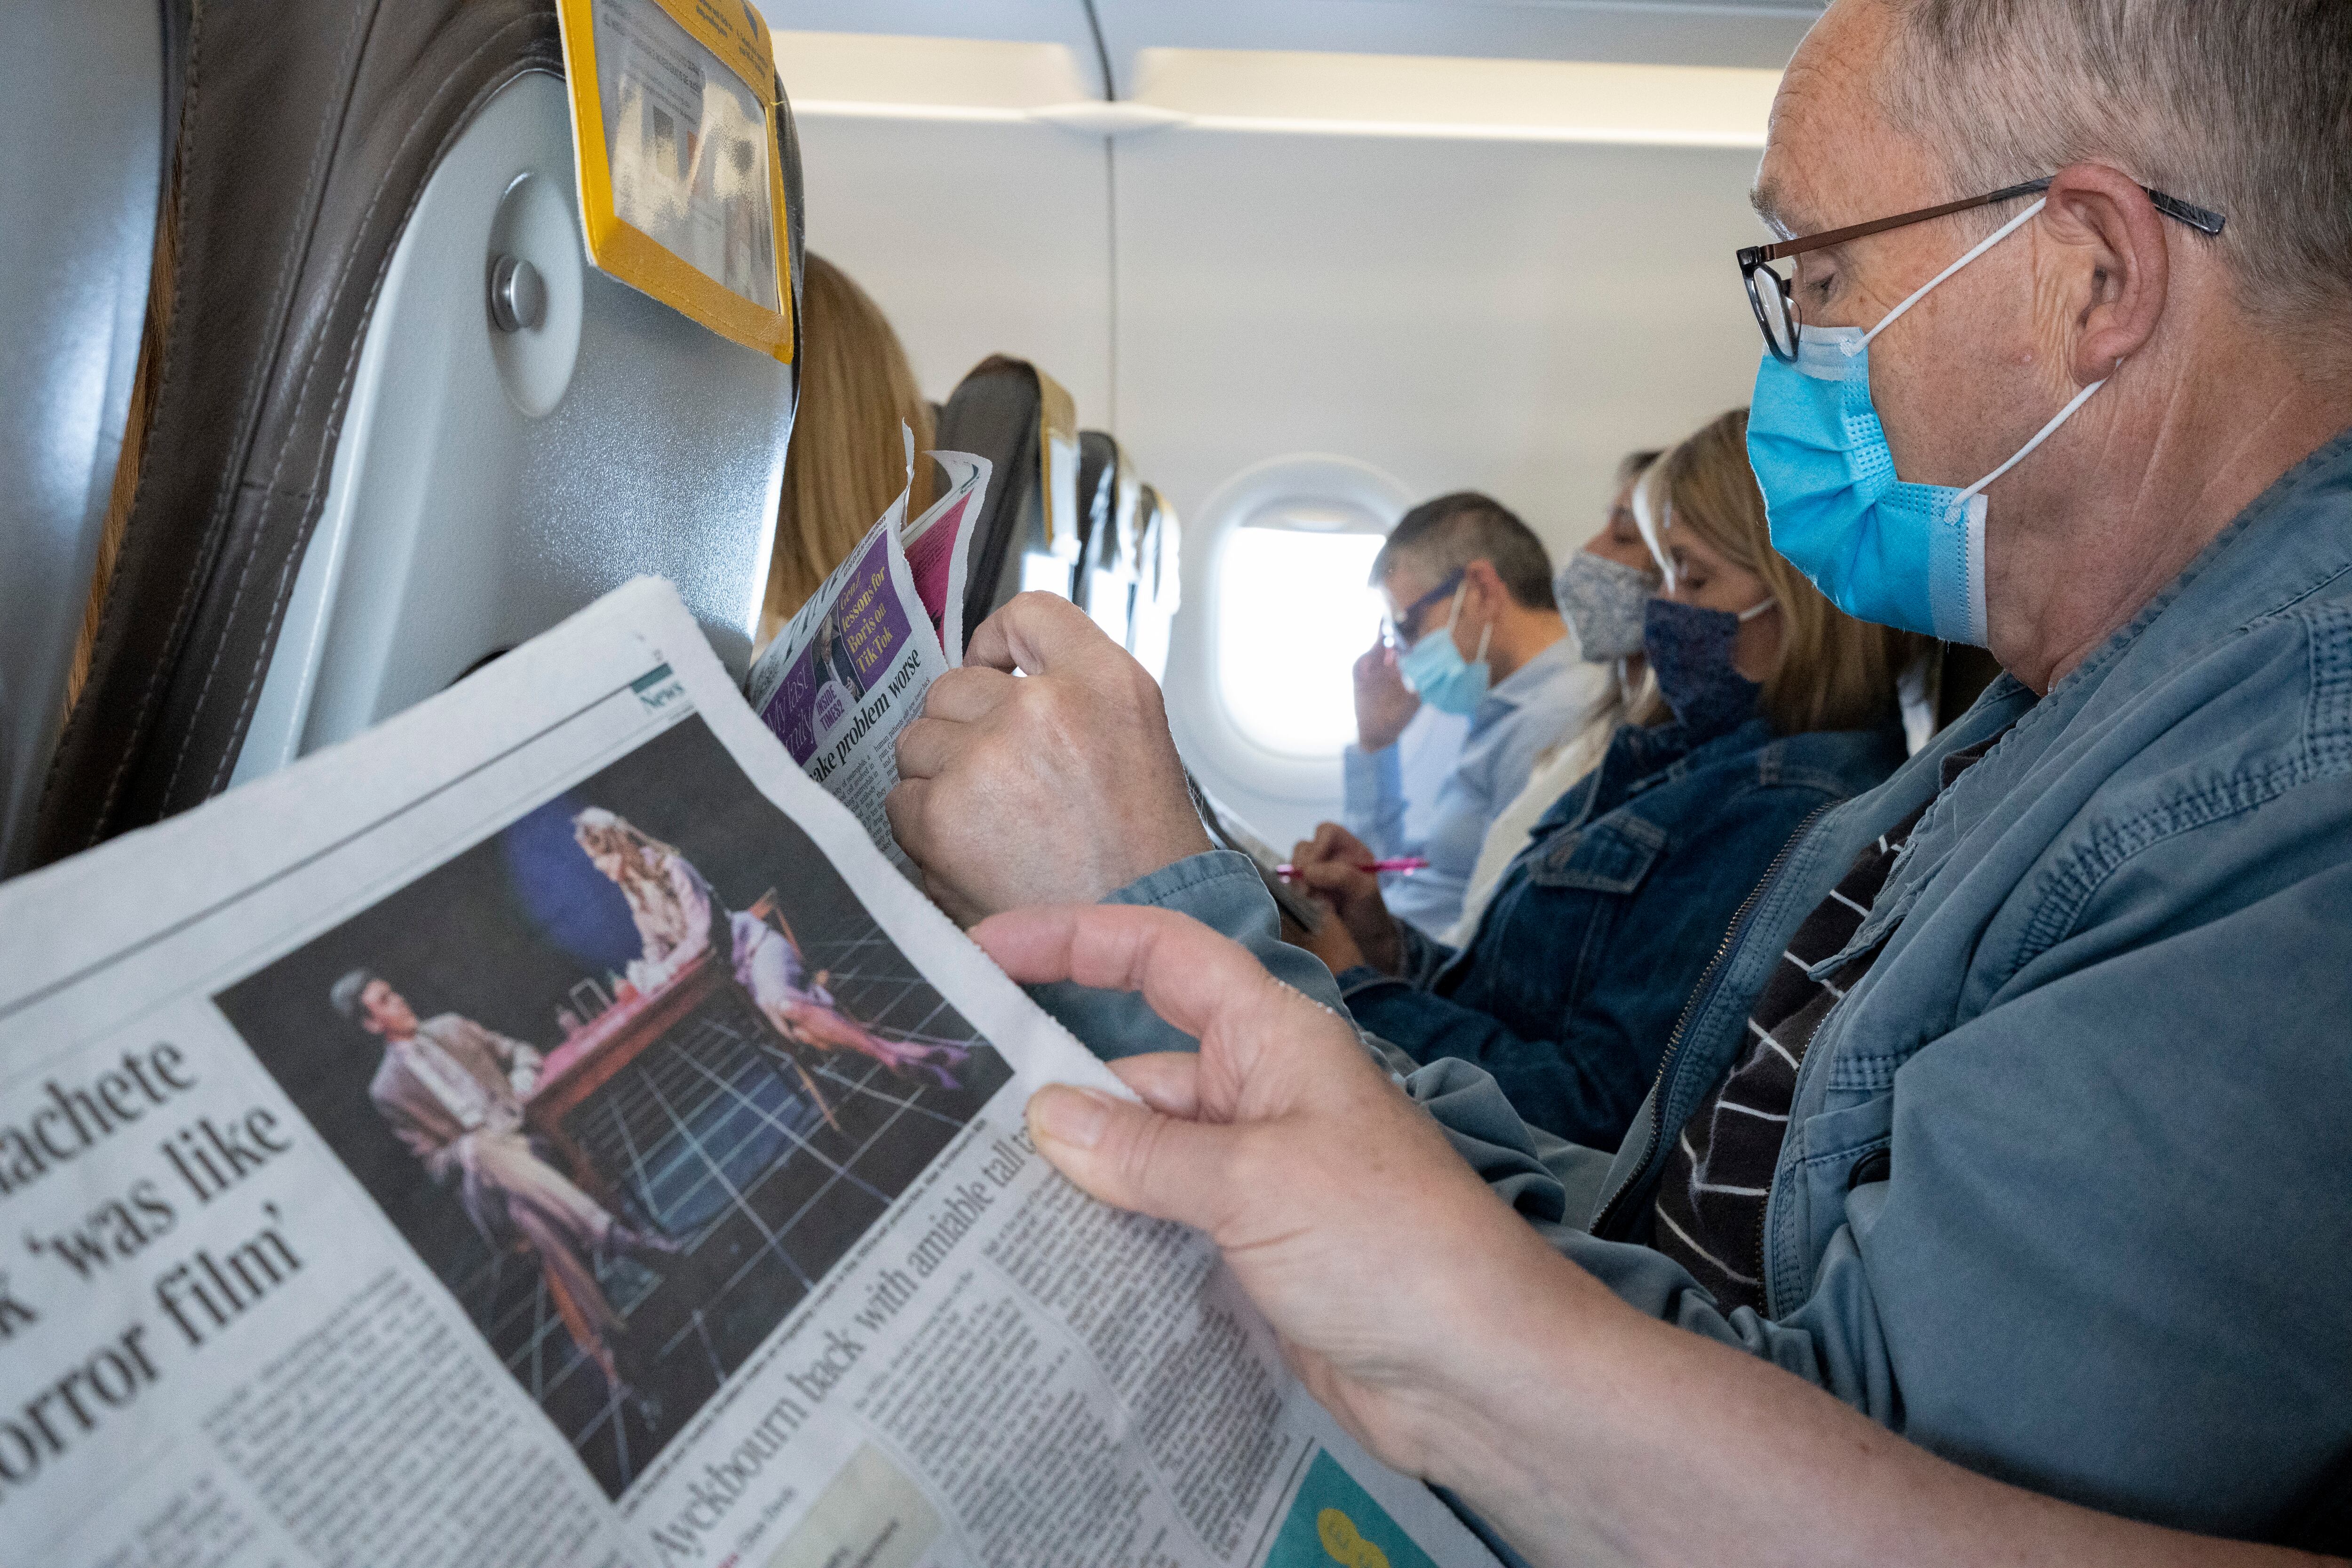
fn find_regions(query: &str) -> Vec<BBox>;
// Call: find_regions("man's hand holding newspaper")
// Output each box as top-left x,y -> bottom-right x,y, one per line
890,594 -> 1212,924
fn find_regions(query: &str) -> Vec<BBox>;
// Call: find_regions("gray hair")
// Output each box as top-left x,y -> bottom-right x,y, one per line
1881,0 -> 2352,329
1372,492 -> 1557,609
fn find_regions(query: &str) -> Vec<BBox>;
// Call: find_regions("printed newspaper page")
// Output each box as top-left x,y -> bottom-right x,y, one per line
744,516 -> 945,875
0,579 -> 1497,1568
744,446 -> 993,870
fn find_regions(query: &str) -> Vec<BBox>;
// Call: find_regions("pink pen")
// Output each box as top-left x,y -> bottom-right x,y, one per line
1274,857 -> 1429,879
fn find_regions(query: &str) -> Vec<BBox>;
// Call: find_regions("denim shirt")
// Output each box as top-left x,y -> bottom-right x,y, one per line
1543,427 -> 2352,1540
1041,429 -> 2352,1545
1339,714 -> 1904,1150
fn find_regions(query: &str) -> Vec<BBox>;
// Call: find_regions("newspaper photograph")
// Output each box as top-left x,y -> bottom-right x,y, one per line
0,578 -> 1496,1568
209,716 -> 1009,1499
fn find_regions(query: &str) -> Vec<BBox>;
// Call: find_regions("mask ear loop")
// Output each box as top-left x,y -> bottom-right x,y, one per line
1933,367 -> 2113,645
1633,480 -> 1677,591
1736,596 -> 1778,622
1849,197 -> 2050,358
1947,372 -> 2110,517
1454,574 -> 1494,668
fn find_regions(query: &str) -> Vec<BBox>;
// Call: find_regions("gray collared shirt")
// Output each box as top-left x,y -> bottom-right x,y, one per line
1343,636 -> 1610,936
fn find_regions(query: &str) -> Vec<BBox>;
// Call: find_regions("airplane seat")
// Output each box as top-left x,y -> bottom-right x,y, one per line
1073,430 -> 1119,601
933,354 -> 1081,638
34,0 -> 803,868
0,0 -> 166,876
1128,484 -> 1182,685
1073,430 -> 1142,647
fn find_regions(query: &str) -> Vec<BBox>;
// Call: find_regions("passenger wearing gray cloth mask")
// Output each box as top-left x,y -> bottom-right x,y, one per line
888,0 -> 2352,1554
1442,450 -> 1662,946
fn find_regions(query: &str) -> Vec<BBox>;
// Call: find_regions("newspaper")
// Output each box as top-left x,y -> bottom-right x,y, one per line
899,451 -> 992,668
0,578 -> 1496,1568
746,447 -> 992,871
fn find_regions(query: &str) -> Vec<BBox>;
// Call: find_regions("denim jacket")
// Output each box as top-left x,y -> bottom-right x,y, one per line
1037,428 -> 2352,1544
1503,429 -> 2352,1542
1340,715 -> 1904,1149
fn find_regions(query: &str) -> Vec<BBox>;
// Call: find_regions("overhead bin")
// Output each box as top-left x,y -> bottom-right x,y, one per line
35,0 -> 804,867
933,354 -> 1081,637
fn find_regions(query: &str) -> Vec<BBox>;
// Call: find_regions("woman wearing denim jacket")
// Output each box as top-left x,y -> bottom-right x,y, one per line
1292,410 -> 1922,1149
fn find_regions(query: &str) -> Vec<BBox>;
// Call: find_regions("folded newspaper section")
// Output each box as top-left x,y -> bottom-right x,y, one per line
899,450 -> 992,664
746,447 -> 993,871
0,579 -> 1494,1568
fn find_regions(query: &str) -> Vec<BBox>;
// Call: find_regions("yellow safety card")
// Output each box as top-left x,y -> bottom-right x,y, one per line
556,0 -> 795,363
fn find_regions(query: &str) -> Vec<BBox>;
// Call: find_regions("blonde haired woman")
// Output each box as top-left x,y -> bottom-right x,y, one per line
759,255 -> 935,643
570,809 -> 968,1089
1295,409 -> 1925,1147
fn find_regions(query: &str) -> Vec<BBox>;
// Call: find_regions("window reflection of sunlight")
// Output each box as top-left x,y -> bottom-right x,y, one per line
1217,526 -> 1387,757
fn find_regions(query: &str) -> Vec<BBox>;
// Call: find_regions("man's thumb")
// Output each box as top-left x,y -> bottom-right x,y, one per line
1026,1083 -> 1229,1230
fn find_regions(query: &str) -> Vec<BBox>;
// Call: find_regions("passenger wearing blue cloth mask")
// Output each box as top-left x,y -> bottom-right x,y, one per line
1288,411 -> 1918,1148
1322,494 -> 1607,939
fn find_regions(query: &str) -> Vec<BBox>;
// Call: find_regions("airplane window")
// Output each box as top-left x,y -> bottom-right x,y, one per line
1216,522 -> 1386,757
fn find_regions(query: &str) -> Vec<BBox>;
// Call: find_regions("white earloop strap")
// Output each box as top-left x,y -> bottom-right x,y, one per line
1950,374 -> 2109,510
1858,198 -> 2048,351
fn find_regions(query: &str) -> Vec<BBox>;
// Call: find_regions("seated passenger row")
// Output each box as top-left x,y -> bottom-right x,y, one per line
878,0 -> 2352,1559
1295,409 -> 1920,1150
11,0 -> 2342,1560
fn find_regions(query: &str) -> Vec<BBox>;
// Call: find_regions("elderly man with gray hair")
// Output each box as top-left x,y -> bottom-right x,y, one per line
889,0 -> 2352,1559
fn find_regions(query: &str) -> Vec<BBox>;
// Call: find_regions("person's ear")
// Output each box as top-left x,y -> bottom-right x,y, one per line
2041,161 -> 2170,384
1462,559 -> 1504,613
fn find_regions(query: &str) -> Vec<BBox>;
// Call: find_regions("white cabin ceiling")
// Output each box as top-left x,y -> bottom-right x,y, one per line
761,0 -> 1827,84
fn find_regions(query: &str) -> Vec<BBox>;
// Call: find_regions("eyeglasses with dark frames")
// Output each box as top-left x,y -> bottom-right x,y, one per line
1383,569 -> 1466,648
1736,176 -> 2226,363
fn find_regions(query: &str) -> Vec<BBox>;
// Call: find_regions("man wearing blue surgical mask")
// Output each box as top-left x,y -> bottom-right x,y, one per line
891,0 -> 2352,1550
1314,493 -> 1604,939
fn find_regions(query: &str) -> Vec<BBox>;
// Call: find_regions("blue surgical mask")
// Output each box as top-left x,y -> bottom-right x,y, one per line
1745,197 -> 2107,646
1645,595 -> 1772,736
1398,583 -> 1494,715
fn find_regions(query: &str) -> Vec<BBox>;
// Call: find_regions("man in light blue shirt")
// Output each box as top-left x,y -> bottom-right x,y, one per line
1333,492 -> 1610,936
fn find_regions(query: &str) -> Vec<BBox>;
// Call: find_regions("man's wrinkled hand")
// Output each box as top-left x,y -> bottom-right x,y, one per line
1354,639 -> 1419,753
889,593 -> 1212,925
1287,823 -> 1404,974
974,903 -> 1559,1481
